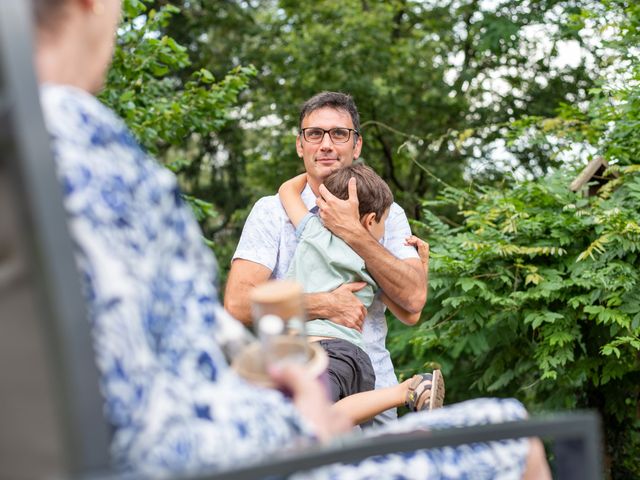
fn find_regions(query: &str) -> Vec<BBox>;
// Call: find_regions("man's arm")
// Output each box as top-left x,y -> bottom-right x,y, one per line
381,237 -> 429,325
381,293 -> 420,326
304,283 -> 368,332
224,259 -> 272,324
225,259 -> 368,330
317,178 -> 426,313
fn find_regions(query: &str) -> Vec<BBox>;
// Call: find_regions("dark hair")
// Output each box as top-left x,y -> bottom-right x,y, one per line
298,91 -> 361,135
323,164 -> 392,222
33,0 -> 68,30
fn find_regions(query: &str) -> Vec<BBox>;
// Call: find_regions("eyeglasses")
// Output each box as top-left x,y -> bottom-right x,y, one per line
300,127 -> 359,144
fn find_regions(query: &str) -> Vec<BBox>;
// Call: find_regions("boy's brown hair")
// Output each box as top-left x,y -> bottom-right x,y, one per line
323,164 -> 393,222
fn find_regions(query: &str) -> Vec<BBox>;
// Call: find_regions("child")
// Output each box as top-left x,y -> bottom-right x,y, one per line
278,164 -> 444,425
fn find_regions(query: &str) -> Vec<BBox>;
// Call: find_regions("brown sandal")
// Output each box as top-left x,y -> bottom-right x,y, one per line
405,369 -> 445,411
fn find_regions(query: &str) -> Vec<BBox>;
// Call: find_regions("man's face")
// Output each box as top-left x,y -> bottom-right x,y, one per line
296,107 -> 363,187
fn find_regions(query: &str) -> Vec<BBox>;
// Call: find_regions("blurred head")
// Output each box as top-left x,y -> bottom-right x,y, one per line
34,0 -> 121,93
296,92 -> 363,192
323,164 -> 392,241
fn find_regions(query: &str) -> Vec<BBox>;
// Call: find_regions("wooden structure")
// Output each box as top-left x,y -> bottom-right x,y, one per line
570,157 -> 617,196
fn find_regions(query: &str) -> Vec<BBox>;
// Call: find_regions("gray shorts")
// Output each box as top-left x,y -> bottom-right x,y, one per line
316,338 -> 375,402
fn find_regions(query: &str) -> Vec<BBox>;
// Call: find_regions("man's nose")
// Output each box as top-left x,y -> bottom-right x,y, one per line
319,131 -> 334,149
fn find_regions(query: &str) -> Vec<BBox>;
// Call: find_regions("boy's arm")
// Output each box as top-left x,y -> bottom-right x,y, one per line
278,173 -> 309,227
406,235 -> 429,301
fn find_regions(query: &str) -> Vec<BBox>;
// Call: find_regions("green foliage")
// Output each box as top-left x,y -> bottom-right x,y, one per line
391,167 -> 640,477
152,0 -> 598,223
506,1 -> 640,169
100,0 -> 255,265
391,3 -> 640,476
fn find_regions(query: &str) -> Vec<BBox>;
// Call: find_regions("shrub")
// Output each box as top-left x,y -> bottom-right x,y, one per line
390,166 -> 640,477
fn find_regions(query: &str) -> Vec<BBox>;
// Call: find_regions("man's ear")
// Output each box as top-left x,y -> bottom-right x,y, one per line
296,134 -> 304,158
77,0 -> 98,12
353,133 -> 363,160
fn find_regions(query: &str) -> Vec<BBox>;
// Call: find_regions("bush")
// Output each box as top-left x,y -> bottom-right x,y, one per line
391,3 -> 639,476
390,166 -> 640,477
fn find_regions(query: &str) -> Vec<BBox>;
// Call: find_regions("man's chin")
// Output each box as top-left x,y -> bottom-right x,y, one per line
316,160 -> 342,174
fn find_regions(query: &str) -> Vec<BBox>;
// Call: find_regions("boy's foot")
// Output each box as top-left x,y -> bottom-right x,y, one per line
405,369 -> 445,411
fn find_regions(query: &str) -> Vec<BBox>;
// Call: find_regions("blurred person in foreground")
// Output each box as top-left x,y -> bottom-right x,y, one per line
33,0 -> 551,478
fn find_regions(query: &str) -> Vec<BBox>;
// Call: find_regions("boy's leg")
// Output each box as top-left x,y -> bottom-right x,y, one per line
334,372 -> 445,426
333,381 -> 407,426
316,339 -> 375,403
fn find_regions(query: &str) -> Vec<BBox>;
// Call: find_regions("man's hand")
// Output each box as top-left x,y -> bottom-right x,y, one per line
317,177 -> 363,242
327,282 -> 368,332
268,364 -> 352,443
306,282 -> 367,332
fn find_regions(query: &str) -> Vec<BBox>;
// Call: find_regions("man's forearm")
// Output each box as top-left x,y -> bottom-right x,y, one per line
224,259 -> 274,325
228,288 -> 330,324
223,289 -> 253,325
304,285 -> 368,332
304,292 -> 332,320
343,229 -> 426,313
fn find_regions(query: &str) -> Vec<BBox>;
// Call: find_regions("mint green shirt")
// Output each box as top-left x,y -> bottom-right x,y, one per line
286,214 -> 377,349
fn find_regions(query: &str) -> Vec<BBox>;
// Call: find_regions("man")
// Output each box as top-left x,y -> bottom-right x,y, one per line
225,91 -> 427,423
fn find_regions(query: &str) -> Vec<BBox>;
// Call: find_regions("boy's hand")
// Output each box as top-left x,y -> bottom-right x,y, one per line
405,235 -> 429,275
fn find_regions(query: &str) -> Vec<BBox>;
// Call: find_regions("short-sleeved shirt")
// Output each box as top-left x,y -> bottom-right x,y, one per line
41,84 -> 315,475
288,214 -> 377,350
232,184 -> 419,421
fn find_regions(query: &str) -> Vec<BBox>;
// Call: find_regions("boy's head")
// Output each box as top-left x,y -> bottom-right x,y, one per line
323,164 -> 393,241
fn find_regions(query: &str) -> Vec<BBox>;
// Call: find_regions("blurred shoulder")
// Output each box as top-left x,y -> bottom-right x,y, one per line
40,83 -> 127,134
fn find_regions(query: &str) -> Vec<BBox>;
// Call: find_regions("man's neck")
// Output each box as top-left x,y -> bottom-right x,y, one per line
306,176 -> 322,197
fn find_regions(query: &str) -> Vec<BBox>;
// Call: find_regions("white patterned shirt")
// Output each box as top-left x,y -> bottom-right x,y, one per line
233,184 -> 419,421
41,83 -> 316,476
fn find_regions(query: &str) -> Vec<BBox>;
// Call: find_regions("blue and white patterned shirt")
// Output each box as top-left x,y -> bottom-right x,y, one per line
40,84 -> 316,476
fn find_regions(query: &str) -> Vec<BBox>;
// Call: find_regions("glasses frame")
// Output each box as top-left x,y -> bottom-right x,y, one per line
299,127 -> 360,144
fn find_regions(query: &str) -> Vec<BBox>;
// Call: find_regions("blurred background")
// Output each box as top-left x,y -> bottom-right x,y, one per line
100,1 -> 639,477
